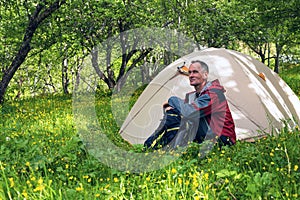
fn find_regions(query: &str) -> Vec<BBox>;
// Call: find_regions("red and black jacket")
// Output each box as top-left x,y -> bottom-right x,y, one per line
168,79 -> 236,143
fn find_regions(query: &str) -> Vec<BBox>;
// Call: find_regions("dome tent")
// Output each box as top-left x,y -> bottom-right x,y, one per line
119,48 -> 300,144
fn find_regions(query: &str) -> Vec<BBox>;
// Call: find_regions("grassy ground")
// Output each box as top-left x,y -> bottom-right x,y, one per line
0,68 -> 299,199
1,93 -> 299,200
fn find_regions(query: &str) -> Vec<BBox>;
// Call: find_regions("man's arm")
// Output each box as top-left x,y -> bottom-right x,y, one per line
167,94 -> 213,119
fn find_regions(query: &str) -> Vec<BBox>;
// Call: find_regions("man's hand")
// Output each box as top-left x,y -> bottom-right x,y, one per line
163,101 -> 169,108
163,101 -> 173,111
165,106 -> 173,111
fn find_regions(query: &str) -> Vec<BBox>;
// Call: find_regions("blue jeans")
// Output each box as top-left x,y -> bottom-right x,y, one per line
144,108 -> 181,149
144,107 -> 234,150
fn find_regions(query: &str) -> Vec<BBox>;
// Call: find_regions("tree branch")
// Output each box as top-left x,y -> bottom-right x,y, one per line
0,0 -> 66,103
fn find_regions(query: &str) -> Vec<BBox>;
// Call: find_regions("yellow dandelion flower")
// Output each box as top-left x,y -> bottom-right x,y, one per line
65,164 -> 69,169
83,175 -> 89,179
175,178 -> 181,186
185,180 -> 190,186
204,173 -> 209,180
194,195 -> 200,200
146,177 -> 151,181
193,180 -> 199,189
113,177 -> 119,183
25,162 -> 30,167
8,178 -> 14,188
171,168 -> 177,174
76,184 -> 84,192
38,178 -> 43,185
270,152 -> 274,157
95,193 -> 100,197
33,185 -> 45,192
22,190 -> 28,198
294,165 -> 298,171
270,162 -> 275,165
0,164 -> 5,171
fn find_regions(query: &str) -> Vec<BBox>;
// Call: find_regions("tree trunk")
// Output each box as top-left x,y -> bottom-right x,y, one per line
274,43 -> 283,74
0,41 -> 31,103
91,46 -> 115,90
62,58 -> 69,94
0,0 -> 65,104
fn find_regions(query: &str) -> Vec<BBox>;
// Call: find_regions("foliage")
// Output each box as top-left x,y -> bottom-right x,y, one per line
221,0 -> 300,72
280,64 -> 300,96
1,91 -> 300,199
1,0 -> 300,102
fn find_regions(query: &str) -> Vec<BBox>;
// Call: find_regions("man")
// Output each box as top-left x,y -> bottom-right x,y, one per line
144,60 -> 236,149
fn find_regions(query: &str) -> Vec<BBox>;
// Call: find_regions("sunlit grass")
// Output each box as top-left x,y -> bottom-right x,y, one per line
1,64 -> 300,200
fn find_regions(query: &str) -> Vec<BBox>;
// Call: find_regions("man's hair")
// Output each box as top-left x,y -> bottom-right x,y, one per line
191,60 -> 209,73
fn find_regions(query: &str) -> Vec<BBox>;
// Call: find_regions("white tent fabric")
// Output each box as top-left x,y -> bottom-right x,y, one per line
119,48 -> 300,144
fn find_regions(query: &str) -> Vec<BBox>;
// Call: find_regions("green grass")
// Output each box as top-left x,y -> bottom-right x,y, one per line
1,93 -> 300,200
280,64 -> 300,97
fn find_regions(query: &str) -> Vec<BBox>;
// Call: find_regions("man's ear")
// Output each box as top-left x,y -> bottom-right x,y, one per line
203,71 -> 208,79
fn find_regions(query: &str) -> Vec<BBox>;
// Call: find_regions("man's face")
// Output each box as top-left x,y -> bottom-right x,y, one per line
188,62 -> 208,87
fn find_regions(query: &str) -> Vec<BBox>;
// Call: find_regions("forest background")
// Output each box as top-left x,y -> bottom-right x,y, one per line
0,0 -> 299,103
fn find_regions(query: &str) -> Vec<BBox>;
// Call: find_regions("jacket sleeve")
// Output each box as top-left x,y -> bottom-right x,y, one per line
168,93 -> 214,119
